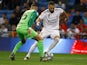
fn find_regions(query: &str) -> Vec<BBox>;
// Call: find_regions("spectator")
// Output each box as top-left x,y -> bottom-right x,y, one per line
0,0 -> 2,9
0,24 -> 9,37
75,0 -> 87,11
13,5 -> 22,24
0,13 -> 7,25
67,23 -> 80,39
72,11 -> 82,25
21,0 -> 27,5
76,19 -> 86,32
1,0 -> 8,9
82,11 -> 87,25
23,2 -> 30,9
59,25 -> 66,38
39,6 -> 45,14
10,25 -> 17,37
74,0 -> 80,5
21,3 -> 29,15
0,24 -> 8,32
8,0 -> 21,10
27,0 -> 38,7
80,27 -> 87,39
60,21 -> 68,32
48,0 -> 55,2
9,13 -> 19,26
3,18 -> 11,31
55,1 -> 66,10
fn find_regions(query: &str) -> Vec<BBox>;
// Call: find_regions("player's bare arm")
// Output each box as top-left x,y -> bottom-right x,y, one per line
60,11 -> 68,22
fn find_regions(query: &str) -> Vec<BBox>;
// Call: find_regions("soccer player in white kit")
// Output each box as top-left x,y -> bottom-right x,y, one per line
24,1 -> 68,60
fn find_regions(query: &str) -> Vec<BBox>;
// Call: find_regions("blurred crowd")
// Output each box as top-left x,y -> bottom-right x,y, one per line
0,0 -> 87,39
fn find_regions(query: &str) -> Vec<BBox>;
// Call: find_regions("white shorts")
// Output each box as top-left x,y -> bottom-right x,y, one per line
40,28 -> 60,39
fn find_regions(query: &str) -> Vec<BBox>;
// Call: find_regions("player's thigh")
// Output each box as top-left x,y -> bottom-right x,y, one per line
50,30 -> 60,39
40,29 -> 50,38
16,30 -> 25,41
27,27 -> 38,38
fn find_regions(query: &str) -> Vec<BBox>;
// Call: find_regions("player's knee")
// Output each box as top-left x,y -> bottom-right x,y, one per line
35,34 -> 43,41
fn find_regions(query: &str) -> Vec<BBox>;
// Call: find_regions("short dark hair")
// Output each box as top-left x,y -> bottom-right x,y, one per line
31,3 -> 38,7
48,1 -> 55,5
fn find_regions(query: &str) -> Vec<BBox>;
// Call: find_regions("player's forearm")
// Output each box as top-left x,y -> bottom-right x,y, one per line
36,18 -> 40,23
59,11 -> 68,22
64,11 -> 68,22
36,18 -> 41,26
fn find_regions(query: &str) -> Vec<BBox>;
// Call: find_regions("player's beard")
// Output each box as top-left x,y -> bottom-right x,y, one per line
50,10 -> 54,13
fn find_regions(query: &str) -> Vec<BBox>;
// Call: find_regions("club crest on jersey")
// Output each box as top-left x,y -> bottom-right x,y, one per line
48,14 -> 50,17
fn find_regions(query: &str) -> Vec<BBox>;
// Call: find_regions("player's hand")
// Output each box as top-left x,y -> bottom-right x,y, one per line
36,22 -> 40,26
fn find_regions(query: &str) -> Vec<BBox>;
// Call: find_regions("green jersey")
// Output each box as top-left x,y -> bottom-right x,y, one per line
16,10 -> 38,30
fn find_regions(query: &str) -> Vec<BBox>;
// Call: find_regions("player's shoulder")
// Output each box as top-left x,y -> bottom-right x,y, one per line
55,8 -> 64,11
25,10 -> 37,13
42,9 -> 49,13
24,10 -> 30,13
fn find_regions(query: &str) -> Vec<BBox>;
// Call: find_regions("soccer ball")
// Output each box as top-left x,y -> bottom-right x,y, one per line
47,53 -> 54,60
44,52 -> 54,60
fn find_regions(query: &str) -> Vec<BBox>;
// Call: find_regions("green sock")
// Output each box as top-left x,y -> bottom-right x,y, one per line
12,41 -> 23,54
37,40 -> 44,57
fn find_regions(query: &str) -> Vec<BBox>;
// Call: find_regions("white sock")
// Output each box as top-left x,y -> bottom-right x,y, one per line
46,38 -> 59,53
26,41 -> 38,58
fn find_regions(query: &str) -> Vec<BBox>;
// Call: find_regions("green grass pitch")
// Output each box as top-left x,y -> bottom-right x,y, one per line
0,51 -> 87,65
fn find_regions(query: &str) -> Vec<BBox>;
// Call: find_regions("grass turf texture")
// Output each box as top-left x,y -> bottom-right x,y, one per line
0,51 -> 87,65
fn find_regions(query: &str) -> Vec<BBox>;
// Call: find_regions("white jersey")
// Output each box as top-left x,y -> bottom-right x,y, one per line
39,8 -> 64,30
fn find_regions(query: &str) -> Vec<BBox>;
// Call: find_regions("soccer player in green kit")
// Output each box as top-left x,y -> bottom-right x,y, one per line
10,3 -> 47,61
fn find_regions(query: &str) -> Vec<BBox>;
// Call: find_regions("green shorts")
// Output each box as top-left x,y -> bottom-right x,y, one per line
16,27 -> 38,41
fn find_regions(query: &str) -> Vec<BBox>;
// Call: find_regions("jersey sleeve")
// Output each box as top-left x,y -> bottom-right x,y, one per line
59,8 -> 64,14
